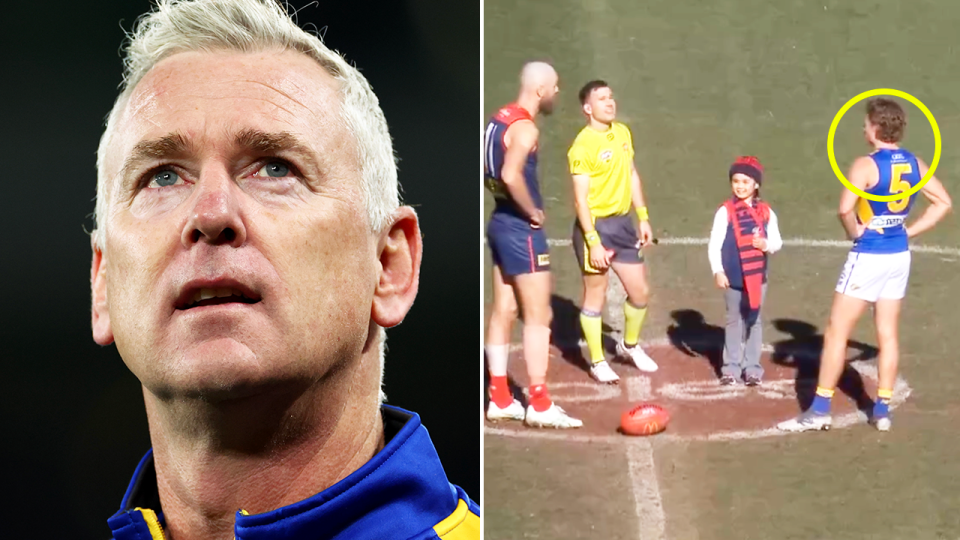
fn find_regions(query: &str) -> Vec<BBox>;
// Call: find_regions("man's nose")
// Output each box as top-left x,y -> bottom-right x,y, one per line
181,168 -> 247,248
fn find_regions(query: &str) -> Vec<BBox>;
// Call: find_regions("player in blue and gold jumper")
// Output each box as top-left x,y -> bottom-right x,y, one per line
779,98 -> 952,433
484,62 -> 583,429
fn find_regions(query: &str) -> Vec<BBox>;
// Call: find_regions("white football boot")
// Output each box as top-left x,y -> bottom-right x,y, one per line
617,340 -> 659,372
590,360 -> 620,384
776,409 -> 832,432
870,416 -> 892,432
524,403 -> 583,429
486,399 -> 525,422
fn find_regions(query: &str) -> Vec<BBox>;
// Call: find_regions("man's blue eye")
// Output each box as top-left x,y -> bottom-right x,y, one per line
153,170 -> 179,187
259,163 -> 289,177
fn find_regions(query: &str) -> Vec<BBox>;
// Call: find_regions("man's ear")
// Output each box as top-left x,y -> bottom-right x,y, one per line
91,238 -> 114,345
371,207 -> 422,328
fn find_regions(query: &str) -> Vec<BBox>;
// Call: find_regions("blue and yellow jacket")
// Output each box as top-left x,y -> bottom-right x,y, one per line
107,405 -> 479,539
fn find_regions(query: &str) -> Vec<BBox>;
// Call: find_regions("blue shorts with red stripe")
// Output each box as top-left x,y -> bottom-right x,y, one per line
487,211 -> 550,277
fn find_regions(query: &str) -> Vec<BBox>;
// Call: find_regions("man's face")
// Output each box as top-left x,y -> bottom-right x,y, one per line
585,86 -> 616,123
538,74 -> 560,115
93,50 -> 378,401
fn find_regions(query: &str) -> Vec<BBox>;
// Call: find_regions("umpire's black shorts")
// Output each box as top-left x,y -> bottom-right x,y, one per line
572,214 -> 644,274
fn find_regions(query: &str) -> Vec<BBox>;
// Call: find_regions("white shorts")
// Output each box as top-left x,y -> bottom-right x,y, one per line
835,250 -> 911,302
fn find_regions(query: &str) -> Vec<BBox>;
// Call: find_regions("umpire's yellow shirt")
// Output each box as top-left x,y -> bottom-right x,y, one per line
567,122 -> 634,218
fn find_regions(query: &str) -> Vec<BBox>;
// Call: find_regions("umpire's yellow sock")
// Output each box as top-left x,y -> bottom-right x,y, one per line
580,310 -> 604,364
623,300 -> 647,347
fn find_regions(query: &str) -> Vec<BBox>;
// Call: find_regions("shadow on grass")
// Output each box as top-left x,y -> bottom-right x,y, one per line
666,309 -> 725,377
549,294 -> 618,375
769,318 -> 877,414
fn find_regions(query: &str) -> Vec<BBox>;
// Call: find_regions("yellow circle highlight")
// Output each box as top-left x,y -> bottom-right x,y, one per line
827,88 -> 940,202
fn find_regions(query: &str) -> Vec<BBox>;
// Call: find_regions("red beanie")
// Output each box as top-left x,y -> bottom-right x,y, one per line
729,156 -> 763,185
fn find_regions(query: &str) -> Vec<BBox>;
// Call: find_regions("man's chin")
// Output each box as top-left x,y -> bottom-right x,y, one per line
150,338 -> 285,403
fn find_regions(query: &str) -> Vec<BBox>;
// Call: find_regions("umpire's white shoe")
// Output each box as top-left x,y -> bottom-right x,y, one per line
590,360 -> 620,384
525,404 -> 583,429
617,340 -> 659,372
486,399 -> 525,422
777,410 -> 832,432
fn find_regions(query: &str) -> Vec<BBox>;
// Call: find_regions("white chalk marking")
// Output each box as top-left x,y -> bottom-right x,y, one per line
627,375 -> 653,401
627,440 -> 667,540
658,378 -> 797,402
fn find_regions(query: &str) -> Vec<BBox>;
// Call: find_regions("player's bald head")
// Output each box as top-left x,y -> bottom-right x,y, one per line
519,61 -> 559,115
520,61 -> 558,88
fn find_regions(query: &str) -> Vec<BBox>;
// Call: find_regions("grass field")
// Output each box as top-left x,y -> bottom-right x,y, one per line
483,1 -> 960,539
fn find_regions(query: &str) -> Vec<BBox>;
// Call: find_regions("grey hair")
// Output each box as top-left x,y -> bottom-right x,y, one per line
93,0 -> 397,401
93,0 -> 398,246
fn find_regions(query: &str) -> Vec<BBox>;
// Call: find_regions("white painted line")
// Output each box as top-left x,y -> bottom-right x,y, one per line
627,440 -> 666,540
541,236 -> 960,257
485,424 -> 623,444
658,378 -> 797,402
627,375 -> 653,401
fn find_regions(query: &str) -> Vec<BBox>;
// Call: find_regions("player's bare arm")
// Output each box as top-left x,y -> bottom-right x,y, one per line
573,173 -> 609,269
502,120 -> 544,226
838,156 -> 876,240
630,161 -> 653,246
906,157 -> 953,238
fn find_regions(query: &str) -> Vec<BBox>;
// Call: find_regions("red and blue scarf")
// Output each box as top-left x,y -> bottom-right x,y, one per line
724,197 -> 770,321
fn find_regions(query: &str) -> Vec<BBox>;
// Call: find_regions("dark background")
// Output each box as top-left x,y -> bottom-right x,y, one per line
0,1 -> 479,537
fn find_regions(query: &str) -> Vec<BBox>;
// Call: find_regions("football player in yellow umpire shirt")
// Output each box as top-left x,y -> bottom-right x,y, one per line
567,80 -> 658,384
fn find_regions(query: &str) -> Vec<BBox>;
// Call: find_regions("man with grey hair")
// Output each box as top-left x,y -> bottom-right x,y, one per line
90,1 -> 478,538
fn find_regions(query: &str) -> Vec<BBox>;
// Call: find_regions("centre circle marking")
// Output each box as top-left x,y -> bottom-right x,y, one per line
827,88 -> 940,202
657,377 -> 797,401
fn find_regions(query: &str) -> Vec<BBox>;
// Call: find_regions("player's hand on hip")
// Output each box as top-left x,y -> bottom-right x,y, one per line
638,221 -> 653,246
714,272 -> 730,289
752,236 -> 768,251
589,244 -> 611,270
853,222 -> 868,239
529,209 -> 545,229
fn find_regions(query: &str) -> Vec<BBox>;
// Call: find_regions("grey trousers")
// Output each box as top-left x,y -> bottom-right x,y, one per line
722,284 -> 766,379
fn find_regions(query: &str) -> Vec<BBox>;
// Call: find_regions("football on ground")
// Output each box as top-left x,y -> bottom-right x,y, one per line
620,403 -> 670,436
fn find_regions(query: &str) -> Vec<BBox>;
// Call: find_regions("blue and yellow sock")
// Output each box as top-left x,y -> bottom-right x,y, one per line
580,310 -> 604,364
623,300 -> 647,347
811,386 -> 833,415
873,388 -> 892,418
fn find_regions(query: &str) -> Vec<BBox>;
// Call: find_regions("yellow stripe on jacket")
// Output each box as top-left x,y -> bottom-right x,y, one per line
433,498 -> 480,539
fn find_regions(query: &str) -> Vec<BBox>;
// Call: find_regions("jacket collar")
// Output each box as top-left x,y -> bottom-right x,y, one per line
109,405 -> 458,540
